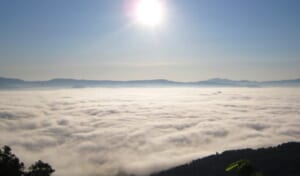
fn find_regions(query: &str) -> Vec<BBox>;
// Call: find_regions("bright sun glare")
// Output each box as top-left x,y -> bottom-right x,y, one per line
135,0 -> 164,27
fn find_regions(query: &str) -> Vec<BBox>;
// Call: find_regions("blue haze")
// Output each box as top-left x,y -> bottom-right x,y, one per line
0,0 -> 299,81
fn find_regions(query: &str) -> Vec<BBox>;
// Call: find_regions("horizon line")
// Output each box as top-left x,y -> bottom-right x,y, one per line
1,76 -> 300,83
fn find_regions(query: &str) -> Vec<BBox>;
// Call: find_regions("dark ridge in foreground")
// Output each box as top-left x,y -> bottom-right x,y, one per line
151,142 -> 300,176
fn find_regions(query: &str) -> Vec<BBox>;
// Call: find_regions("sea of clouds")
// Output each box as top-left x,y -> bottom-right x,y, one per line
0,88 -> 300,176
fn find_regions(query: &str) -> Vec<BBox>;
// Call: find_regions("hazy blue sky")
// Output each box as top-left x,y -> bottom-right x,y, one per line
0,0 -> 299,81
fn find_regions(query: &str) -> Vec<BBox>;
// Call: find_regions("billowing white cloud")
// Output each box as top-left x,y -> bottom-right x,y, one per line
0,88 -> 299,176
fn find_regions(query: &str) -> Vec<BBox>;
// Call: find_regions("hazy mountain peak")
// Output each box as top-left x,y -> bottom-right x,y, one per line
0,77 -> 300,89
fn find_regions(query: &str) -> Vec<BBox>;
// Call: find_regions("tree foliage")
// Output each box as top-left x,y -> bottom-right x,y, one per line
0,145 -> 25,176
0,145 -> 55,176
27,160 -> 55,176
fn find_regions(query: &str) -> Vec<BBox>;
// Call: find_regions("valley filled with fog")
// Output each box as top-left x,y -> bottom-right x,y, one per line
0,88 -> 299,176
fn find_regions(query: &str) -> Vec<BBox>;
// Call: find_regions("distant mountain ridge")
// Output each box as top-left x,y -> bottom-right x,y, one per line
0,77 -> 300,89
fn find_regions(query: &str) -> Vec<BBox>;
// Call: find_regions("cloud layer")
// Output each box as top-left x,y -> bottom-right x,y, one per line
0,88 -> 300,176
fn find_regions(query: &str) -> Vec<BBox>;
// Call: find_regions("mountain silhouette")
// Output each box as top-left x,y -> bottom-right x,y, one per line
1,77 -> 300,89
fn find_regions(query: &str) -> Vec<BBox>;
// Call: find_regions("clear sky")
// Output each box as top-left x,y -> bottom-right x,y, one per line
0,0 -> 299,81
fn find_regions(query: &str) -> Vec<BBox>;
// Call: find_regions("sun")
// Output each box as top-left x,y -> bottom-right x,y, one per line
135,0 -> 164,27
